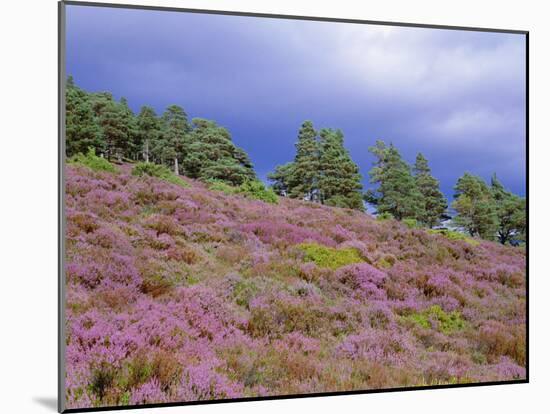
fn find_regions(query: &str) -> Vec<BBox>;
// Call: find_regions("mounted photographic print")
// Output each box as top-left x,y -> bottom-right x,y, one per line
58,1 -> 528,412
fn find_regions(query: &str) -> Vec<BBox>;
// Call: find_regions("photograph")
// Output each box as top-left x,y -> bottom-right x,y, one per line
61,2 -> 527,411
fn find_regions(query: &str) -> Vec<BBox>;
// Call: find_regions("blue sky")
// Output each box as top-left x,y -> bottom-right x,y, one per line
66,4 -> 527,199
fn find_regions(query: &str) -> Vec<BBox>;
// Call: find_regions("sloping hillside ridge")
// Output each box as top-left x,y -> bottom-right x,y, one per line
64,163 -> 526,409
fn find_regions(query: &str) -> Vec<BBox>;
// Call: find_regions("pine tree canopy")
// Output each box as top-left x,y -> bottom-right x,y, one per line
452,173 -> 498,239
490,173 -> 526,244
413,153 -> 448,228
269,121 -> 364,210
366,141 -> 423,220
65,78 -> 255,186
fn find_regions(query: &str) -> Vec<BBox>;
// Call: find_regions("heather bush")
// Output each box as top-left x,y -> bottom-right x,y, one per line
420,351 -> 471,384
241,221 -> 335,248
247,293 -> 327,338
490,356 -> 526,380
335,263 -> 387,300
129,379 -> 166,405
477,320 -> 526,365
70,212 -> 100,234
331,225 -> 357,243
64,164 -> 526,408
297,262 -> 324,282
69,148 -> 117,173
337,329 -> 415,366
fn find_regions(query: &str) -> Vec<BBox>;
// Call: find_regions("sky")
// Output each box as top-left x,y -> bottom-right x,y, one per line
66,4 -> 527,200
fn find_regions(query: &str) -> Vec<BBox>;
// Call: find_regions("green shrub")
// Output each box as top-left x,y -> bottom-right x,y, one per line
403,218 -> 419,229
297,243 -> 364,270
377,254 -> 397,269
428,229 -> 479,246
69,148 -> 117,173
376,212 -> 394,221
132,162 -> 188,188
232,279 -> 259,309
403,305 -> 466,334
207,179 -> 278,204
206,179 -> 238,195
89,362 -> 115,400
238,180 -> 278,204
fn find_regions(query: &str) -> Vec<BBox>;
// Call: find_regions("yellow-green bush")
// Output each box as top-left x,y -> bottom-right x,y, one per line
132,162 -> 188,188
403,218 -> 419,229
376,212 -> 394,221
238,180 -> 278,204
69,148 -> 117,173
206,179 -> 237,195
233,279 -> 259,309
428,229 -> 479,246
207,179 -> 278,204
297,243 -> 364,270
403,305 -> 466,334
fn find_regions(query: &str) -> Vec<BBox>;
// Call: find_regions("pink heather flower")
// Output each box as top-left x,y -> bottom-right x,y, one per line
130,378 -> 166,405
336,263 -> 387,299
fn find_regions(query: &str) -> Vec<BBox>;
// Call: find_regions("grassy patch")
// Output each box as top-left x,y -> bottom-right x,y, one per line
206,179 -> 237,195
376,212 -> 394,221
69,148 -> 117,173
428,229 -> 480,246
233,279 -> 260,309
402,218 -> 419,229
132,162 -> 188,188
297,243 -> 364,270
238,180 -> 278,204
403,305 -> 466,334
207,179 -> 278,204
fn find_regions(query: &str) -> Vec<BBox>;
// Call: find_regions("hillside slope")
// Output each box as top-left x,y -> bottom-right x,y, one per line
64,164 -> 526,409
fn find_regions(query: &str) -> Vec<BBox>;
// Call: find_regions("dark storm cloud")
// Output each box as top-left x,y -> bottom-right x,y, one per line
66,5 -> 526,198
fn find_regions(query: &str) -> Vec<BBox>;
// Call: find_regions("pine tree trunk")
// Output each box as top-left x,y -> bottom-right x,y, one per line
144,140 -> 149,163
174,157 -> 179,175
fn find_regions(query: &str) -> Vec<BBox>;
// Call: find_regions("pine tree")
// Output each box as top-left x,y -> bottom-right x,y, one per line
318,128 -> 363,210
364,140 -> 388,206
490,174 -> 526,244
268,163 -> 295,196
413,153 -> 448,228
94,97 -> 129,161
181,118 -> 255,185
452,173 -> 498,239
119,97 -> 140,160
136,106 -> 159,163
65,77 -> 102,157
289,121 -> 320,201
366,141 -> 423,220
160,105 -> 190,175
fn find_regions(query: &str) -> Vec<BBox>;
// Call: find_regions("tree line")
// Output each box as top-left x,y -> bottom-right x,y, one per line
66,76 -> 255,186
66,77 -> 525,245
361,140 -> 525,243
268,127 -> 525,244
454,173 -> 525,244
